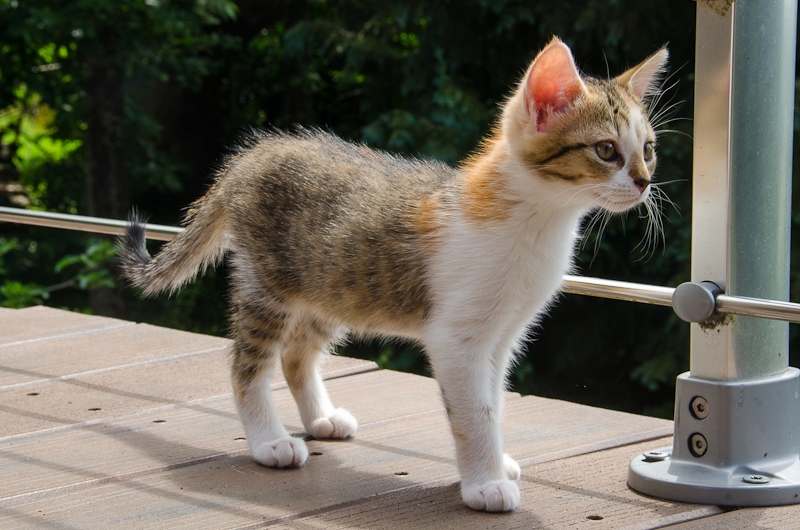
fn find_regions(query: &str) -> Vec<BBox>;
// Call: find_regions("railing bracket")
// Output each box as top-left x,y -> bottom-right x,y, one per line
672,281 -> 722,323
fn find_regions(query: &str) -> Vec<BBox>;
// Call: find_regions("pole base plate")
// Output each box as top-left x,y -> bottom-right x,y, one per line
629,449 -> 800,506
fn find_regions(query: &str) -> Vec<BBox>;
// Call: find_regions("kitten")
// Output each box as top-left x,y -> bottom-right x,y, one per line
119,38 -> 667,512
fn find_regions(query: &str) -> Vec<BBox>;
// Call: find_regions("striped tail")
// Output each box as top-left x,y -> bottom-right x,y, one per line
117,190 -> 228,297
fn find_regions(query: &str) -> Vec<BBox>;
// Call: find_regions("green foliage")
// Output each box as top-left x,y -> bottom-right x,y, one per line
0,279 -> 50,308
54,239 -> 117,290
0,238 -> 48,307
0,85 -> 83,212
0,238 -> 16,275
0,87 -> 82,168
0,235 -> 117,308
339,339 -> 430,376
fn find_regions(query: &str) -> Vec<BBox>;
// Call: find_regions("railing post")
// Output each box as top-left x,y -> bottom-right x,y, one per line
628,0 -> 800,505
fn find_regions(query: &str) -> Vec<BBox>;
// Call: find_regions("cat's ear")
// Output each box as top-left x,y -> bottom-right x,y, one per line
524,38 -> 586,132
615,47 -> 669,100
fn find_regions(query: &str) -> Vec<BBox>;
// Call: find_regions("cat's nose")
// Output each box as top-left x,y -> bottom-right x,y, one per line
633,177 -> 650,193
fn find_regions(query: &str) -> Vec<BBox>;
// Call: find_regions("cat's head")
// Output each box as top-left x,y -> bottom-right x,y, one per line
502,38 -> 669,214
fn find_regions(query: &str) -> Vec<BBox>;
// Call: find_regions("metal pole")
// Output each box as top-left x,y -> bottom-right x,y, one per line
727,0 -> 795,380
629,0 -> 800,506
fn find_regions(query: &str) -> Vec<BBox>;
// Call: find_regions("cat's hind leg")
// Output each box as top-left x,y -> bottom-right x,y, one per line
231,297 -> 308,468
282,315 -> 357,439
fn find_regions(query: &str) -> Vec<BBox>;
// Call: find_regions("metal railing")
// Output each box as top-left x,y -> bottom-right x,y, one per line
0,206 -> 180,241
3,205 -> 800,325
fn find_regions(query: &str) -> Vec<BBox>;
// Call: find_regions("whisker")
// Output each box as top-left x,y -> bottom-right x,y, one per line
650,185 -> 681,214
579,211 -> 604,252
655,129 -> 693,139
650,100 -> 685,126
580,208 -> 606,250
651,178 -> 687,186
577,189 -> 622,260
651,116 -> 692,129
555,184 -> 605,209
590,209 -> 614,264
647,74 -> 683,121
631,187 -> 669,261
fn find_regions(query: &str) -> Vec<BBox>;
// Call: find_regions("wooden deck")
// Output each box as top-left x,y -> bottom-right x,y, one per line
0,306 -> 798,528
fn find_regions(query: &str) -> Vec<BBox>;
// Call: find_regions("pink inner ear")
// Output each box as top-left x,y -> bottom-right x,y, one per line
526,43 -> 584,131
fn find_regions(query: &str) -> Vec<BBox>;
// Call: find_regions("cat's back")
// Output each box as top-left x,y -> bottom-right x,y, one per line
223,129 -> 456,218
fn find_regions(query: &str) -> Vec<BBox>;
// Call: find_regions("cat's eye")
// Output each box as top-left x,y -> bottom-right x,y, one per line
643,141 -> 655,161
595,141 -> 617,161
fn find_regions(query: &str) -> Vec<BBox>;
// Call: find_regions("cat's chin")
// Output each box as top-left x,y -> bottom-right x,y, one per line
597,196 -> 645,213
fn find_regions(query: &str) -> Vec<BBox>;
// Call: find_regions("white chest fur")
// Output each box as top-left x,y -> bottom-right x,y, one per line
425,200 -> 584,352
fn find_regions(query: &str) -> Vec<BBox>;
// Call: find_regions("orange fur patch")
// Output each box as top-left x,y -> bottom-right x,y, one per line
413,194 -> 443,255
461,165 -> 515,224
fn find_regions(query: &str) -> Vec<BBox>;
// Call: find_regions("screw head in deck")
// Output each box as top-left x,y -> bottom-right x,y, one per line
743,474 -> 771,484
643,451 -> 669,462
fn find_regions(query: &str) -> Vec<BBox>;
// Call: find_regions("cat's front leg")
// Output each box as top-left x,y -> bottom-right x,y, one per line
428,335 -> 520,512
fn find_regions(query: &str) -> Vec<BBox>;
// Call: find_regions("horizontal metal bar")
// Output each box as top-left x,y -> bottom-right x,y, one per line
562,276 -> 800,325
716,294 -> 800,323
561,275 -> 675,306
0,206 -> 182,242
4,206 -> 800,325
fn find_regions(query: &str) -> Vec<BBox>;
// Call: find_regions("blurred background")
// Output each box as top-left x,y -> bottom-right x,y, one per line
1,0 -> 797,419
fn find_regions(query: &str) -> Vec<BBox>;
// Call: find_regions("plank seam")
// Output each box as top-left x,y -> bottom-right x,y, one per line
0,449 -> 250,508
515,430 -> 674,469
0,321 -> 135,349
618,506 -> 728,530
0,345 -> 228,393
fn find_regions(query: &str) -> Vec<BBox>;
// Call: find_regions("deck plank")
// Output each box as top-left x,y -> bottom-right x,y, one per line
0,306 -> 130,346
0,375 -> 675,528
0,323 -> 228,389
0,367 -> 671,505
501,395 -> 671,467
273,440 -> 722,530
0,307 -> 376,439
0,350 -> 375,438
0,370 -> 437,502
1,306 -> 770,528
665,505 -> 800,530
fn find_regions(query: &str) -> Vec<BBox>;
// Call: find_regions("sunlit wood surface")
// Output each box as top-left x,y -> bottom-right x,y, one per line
0,306 -> 796,528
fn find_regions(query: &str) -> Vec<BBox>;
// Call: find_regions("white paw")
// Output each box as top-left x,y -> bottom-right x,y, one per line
307,408 -> 358,439
462,479 -> 520,512
251,436 -> 309,468
504,453 -> 521,481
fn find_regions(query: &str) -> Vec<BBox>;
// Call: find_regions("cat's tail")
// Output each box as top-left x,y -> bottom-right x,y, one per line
118,186 -> 228,297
